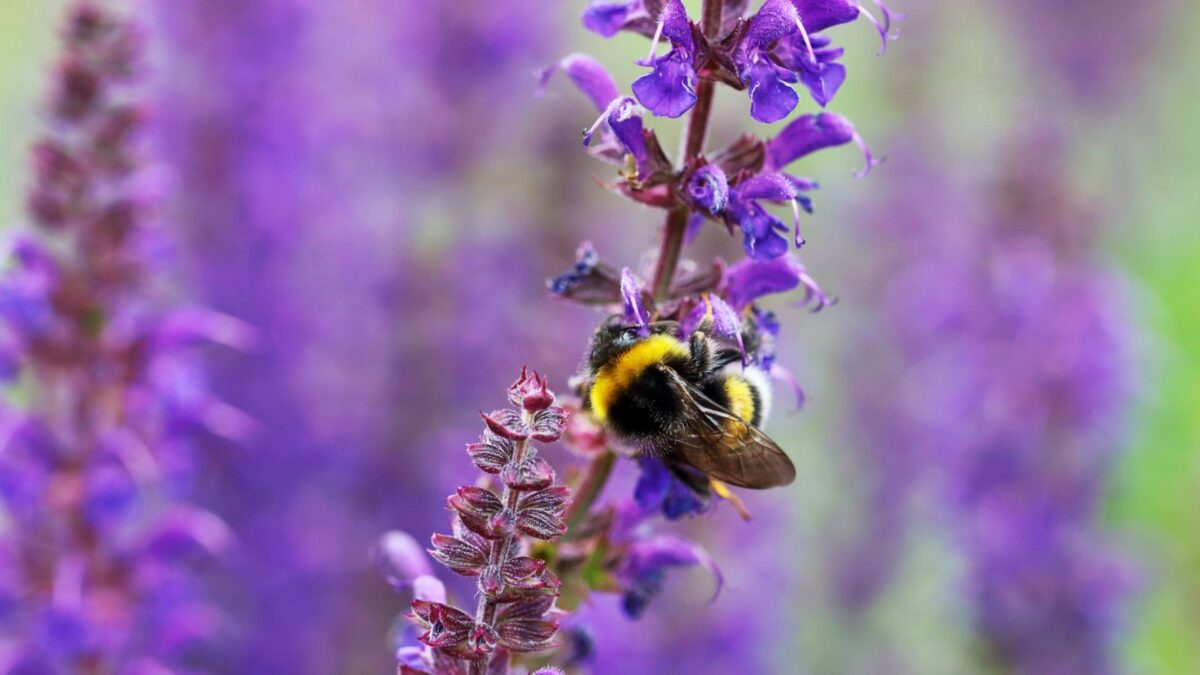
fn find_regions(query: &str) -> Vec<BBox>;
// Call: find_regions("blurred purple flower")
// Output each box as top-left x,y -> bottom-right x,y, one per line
845,133 -> 1135,672
0,5 -> 235,671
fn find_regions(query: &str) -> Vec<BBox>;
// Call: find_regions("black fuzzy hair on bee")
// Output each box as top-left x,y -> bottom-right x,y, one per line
584,318 -> 794,489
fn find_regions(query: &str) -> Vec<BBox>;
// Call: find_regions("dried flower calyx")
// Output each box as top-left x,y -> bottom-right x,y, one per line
401,369 -> 571,673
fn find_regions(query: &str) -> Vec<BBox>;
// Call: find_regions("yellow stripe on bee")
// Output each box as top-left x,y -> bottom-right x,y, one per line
590,334 -> 689,421
724,376 -> 756,424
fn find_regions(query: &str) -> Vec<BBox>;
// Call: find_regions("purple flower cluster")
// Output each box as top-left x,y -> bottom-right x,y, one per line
0,4 -> 246,672
541,55 -> 876,260
855,136 -> 1133,673
583,0 -> 895,122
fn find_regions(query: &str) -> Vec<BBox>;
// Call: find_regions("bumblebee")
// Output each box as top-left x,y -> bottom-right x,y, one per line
585,320 -> 795,489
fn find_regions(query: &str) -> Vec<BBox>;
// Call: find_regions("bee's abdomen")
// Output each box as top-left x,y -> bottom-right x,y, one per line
604,365 -> 685,439
703,374 -> 764,428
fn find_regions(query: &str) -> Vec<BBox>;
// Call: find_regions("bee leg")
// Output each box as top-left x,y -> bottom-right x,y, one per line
710,479 -> 753,521
688,331 -> 713,378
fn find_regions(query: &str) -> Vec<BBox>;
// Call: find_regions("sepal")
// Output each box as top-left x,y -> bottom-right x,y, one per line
528,407 -> 567,443
429,533 -> 487,577
466,431 -> 515,474
515,487 -> 570,540
448,487 -> 511,540
481,410 -> 529,441
501,456 -> 556,491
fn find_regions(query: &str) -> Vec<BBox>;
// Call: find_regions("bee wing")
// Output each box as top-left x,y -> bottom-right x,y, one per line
660,367 -> 796,489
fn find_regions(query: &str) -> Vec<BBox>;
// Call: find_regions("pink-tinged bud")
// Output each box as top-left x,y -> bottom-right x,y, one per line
528,407 -> 568,443
501,457 -> 555,491
399,368 -> 572,667
481,409 -> 529,440
55,59 -> 101,120
508,367 -> 556,412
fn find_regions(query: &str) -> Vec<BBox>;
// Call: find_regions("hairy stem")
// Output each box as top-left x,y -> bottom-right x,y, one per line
651,0 -> 724,300
563,449 -> 616,533
470,413 -> 534,675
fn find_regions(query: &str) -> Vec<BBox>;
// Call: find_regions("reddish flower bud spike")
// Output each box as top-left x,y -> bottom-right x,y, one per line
402,369 -> 569,670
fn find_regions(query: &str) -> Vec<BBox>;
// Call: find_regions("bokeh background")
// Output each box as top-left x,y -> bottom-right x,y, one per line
1,0 -> 1197,673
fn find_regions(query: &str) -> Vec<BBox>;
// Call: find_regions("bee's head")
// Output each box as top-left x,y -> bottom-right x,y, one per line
587,317 -> 679,374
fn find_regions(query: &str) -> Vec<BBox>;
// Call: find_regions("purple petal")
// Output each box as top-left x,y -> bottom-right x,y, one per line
796,265 -> 835,311
721,256 -> 806,310
799,61 -> 845,106
617,534 -> 723,616
582,0 -> 640,38
743,61 -> 798,124
659,0 -> 694,51
412,575 -> 447,603
536,53 -> 620,112
687,164 -> 729,215
765,111 -> 855,170
606,98 -> 650,177
376,530 -> 433,588
632,51 -> 697,118
770,362 -> 807,408
620,267 -> 651,334
736,173 -> 798,202
737,205 -> 790,261
790,0 -> 860,33
745,0 -> 800,49
706,294 -> 747,363
633,455 -> 671,509
684,212 -> 708,246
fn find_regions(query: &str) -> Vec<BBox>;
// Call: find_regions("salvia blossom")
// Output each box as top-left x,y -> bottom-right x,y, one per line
384,0 -> 895,667
392,369 -> 570,674
583,0 -> 896,122
0,4 -> 243,672
541,54 -> 878,263
541,0 -> 885,588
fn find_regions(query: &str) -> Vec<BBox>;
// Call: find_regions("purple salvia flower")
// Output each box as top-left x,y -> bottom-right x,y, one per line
617,532 -> 723,619
530,0 -> 896,665
733,0 -> 898,120
739,0 -> 804,123
631,0 -> 698,118
0,5 -> 236,671
537,53 -> 621,111
766,110 -> 879,176
582,0 -> 649,38
620,268 -> 653,335
633,456 -> 710,519
687,163 -> 730,215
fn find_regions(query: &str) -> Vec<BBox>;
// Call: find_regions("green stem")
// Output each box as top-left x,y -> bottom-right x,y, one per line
563,449 -> 617,533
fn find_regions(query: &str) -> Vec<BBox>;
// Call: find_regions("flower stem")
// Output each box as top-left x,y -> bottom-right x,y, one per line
470,414 -> 534,675
651,0 -> 723,301
563,449 -> 616,533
